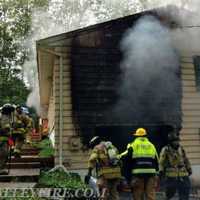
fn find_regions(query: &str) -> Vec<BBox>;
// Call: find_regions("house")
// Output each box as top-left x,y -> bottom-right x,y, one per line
36,6 -> 200,181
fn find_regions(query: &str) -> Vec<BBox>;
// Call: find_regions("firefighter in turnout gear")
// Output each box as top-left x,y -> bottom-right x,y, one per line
12,105 -> 31,158
120,128 -> 159,200
0,104 -> 15,174
86,136 -> 121,200
159,132 -> 192,200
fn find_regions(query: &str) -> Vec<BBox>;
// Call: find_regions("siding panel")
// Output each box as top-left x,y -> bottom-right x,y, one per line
181,59 -> 200,165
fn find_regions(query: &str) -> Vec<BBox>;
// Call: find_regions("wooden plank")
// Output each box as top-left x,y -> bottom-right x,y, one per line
181,63 -> 194,69
181,74 -> 195,80
182,117 -> 200,122
183,93 -> 200,98
54,129 -> 75,136
54,46 -> 71,52
55,111 -> 73,117
70,162 -> 88,170
182,104 -> 200,110
182,98 -> 200,104
54,59 -> 70,65
183,152 -> 200,159
63,155 -> 90,162
54,68 -> 71,73
55,90 -> 71,97
54,71 -> 71,77
180,128 -> 199,134
55,79 -> 71,85
182,145 -> 200,153
181,140 -> 200,146
181,69 -> 195,75
182,80 -> 196,87
182,123 -> 200,128
183,110 -> 200,116
182,87 -> 196,92
190,160 -> 200,165
62,151 -> 89,158
180,134 -> 200,140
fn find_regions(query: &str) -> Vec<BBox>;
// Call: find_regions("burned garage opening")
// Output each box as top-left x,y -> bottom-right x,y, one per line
70,13 -> 182,152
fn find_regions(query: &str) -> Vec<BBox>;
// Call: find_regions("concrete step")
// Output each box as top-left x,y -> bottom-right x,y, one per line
11,156 -> 53,163
0,182 -> 36,188
6,156 -> 54,169
20,148 -> 39,156
0,169 -> 39,182
6,162 -> 40,169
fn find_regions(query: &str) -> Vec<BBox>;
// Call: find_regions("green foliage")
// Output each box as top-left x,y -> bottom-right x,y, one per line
0,0 -> 49,106
33,138 -> 54,158
38,169 -> 87,189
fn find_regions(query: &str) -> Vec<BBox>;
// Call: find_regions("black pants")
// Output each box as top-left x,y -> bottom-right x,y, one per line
165,177 -> 191,200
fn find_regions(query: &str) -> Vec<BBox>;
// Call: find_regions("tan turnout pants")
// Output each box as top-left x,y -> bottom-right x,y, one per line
130,175 -> 157,200
97,176 -> 120,200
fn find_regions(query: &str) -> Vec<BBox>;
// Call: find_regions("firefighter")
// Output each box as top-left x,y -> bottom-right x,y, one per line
12,105 -> 31,158
159,132 -> 192,200
85,136 -> 121,200
0,104 -> 15,174
22,107 -> 33,144
120,128 -> 159,200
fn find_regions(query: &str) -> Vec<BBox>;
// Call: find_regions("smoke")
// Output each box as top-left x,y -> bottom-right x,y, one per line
24,0 -> 200,116
138,1 -> 200,53
113,16 -> 181,125
24,5 -> 66,115
26,81 -> 40,115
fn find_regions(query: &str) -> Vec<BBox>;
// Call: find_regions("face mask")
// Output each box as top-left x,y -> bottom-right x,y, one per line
17,109 -> 22,114
171,141 -> 179,150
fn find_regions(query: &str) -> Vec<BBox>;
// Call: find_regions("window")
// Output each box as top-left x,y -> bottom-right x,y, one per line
193,56 -> 200,92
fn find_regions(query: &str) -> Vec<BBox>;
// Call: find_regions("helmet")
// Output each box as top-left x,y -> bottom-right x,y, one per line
21,106 -> 29,115
89,136 -> 101,147
134,128 -> 147,136
1,104 -> 15,114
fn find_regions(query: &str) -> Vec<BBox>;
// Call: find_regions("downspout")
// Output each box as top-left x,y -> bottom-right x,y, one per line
59,56 -> 63,167
38,47 -> 67,172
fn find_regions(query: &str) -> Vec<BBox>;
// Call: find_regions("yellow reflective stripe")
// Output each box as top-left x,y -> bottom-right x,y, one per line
12,128 -> 26,134
166,171 -> 189,177
132,168 -> 156,174
98,166 -> 121,178
0,136 -> 8,141
133,155 -> 155,158
119,150 -> 128,158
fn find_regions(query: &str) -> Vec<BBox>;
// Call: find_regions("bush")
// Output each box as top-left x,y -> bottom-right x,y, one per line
37,169 -> 86,189
33,138 -> 54,158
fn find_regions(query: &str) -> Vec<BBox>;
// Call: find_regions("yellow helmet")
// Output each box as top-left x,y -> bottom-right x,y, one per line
134,128 -> 147,136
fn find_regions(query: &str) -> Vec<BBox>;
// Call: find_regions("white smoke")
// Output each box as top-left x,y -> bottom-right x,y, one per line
113,15 -> 181,125
137,1 -> 200,53
26,80 -> 40,115
24,0 -> 200,116
24,5 -> 66,115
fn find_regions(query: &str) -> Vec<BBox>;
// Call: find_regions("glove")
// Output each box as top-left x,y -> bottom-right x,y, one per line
84,174 -> 91,184
159,171 -> 165,180
188,169 -> 192,176
84,167 -> 92,184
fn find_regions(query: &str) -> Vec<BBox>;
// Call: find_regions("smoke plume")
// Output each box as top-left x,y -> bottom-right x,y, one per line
113,15 -> 181,126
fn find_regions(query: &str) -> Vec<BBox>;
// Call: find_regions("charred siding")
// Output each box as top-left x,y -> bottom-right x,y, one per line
70,15 -> 182,150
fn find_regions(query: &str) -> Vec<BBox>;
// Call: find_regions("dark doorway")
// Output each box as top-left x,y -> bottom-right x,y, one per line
95,124 -> 173,153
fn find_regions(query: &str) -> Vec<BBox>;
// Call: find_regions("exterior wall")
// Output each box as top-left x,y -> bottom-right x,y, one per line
180,54 -> 200,165
48,95 -> 55,134
54,46 -> 89,170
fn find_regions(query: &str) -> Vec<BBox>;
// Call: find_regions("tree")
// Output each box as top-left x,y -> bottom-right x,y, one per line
0,0 -> 49,106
